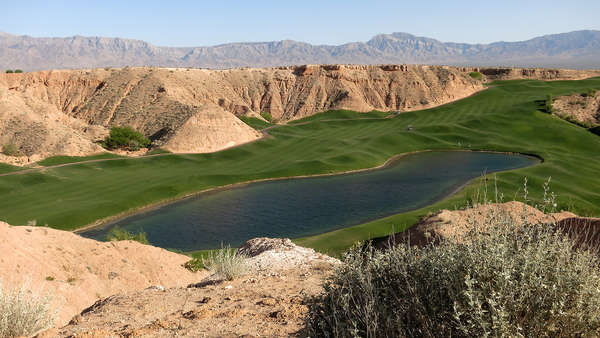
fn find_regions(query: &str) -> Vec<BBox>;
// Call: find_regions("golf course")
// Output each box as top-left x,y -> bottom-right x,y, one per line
1,77 -> 599,254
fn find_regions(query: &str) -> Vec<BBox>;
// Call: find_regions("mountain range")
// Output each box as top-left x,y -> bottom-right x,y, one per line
0,30 -> 599,71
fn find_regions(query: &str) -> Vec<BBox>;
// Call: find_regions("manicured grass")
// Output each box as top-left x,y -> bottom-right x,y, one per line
1,78 -> 600,256
146,148 -> 171,155
288,109 -> 391,124
37,153 -> 123,166
239,116 -> 272,130
0,163 -> 20,174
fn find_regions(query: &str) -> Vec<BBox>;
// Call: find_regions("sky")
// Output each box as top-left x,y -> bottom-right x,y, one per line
2,0 -> 600,47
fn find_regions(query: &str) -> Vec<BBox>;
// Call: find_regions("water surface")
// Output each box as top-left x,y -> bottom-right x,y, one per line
81,151 -> 538,251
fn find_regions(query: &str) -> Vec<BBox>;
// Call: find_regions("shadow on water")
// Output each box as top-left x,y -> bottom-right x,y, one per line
81,151 -> 539,251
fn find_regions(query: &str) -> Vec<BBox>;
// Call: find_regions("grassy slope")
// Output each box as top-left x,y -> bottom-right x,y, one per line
0,79 -> 599,254
239,116 -> 272,130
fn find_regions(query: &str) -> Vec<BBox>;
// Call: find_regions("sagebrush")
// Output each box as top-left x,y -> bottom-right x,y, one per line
0,280 -> 55,337
305,206 -> 600,337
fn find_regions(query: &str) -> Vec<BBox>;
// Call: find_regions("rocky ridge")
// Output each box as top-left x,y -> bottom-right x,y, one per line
1,65 -> 598,164
2,30 -> 600,71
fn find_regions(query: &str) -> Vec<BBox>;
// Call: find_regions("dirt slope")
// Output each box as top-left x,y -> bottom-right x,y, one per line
553,92 -> 600,127
0,221 -> 206,327
0,65 -> 598,164
55,238 -> 338,337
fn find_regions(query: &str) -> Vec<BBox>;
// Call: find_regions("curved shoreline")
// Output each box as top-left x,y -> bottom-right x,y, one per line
74,149 -> 542,234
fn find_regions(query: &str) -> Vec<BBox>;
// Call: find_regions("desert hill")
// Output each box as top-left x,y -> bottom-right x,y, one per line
1,65 -> 599,164
1,30 -> 600,71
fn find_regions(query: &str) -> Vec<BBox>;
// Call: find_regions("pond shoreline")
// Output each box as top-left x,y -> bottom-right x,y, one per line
74,149 -> 542,235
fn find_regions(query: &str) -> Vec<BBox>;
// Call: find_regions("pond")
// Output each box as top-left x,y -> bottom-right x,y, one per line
80,151 -> 539,251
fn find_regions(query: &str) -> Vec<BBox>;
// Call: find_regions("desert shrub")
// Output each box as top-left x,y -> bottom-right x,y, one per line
260,111 -> 273,123
469,71 -> 482,79
183,258 -> 205,272
1,143 -> 19,156
0,279 -> 55,337
105,226 -> 149,245
102,126 -> 150,151
14,69 -> 23,74
202,245 -> 249,280
5,70 -> 13,74
544,93 -> 554,113
305,210 -> 600,337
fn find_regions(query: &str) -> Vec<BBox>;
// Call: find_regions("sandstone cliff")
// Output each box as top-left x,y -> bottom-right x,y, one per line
0,65 -> 598,163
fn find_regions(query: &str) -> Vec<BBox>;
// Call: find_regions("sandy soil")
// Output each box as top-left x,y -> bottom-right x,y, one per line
0,221 -> 206,327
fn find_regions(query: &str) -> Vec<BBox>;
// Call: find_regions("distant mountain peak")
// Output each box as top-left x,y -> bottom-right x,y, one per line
0,30 -> 599,71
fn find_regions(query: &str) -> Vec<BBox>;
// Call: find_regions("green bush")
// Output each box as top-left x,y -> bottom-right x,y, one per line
102,126 -> 150,151
469,71 -> 483,80
0,279 -> 55,337
305,210 -> 600,337
5,70 -> 13,74
14,69 -> 23,74
1,143 -> 19,156
260,111 -> 273,123
105,226 -> 149,245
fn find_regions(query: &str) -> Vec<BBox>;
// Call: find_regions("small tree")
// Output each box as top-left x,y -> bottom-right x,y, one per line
14,69 -> 23,74
5,70 -> 13,74
102,126 -> 151,151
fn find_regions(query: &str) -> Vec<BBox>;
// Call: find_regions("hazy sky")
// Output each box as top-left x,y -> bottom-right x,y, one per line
3,0 -> 599,46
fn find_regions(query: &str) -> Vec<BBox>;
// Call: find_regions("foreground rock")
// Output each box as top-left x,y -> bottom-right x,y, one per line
0,221 -> 204,327
57,238 -> 338,337
2,65 -> 596,163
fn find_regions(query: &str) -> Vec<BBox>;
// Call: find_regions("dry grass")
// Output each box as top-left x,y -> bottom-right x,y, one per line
0,279 -> 55,337
202,245 -> 249,281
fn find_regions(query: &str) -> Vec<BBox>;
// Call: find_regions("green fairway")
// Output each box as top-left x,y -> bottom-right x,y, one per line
0,163 -> 20,174
37,153 -> 124,166
1,78 -> 600,254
